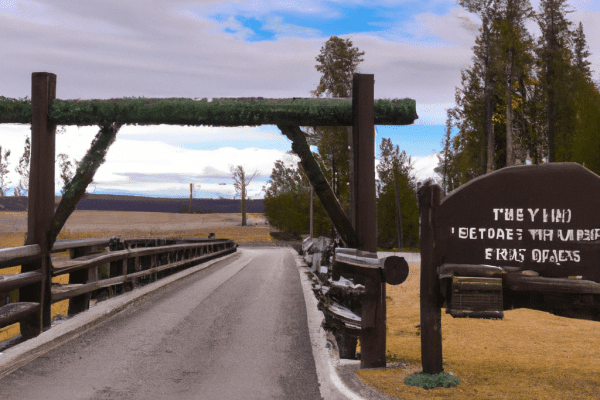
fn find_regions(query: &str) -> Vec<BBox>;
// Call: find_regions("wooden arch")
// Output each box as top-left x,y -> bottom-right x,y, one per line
2,72 -> 418,363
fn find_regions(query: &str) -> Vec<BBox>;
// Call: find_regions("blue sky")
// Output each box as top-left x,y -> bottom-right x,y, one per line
0,0 -> 598,198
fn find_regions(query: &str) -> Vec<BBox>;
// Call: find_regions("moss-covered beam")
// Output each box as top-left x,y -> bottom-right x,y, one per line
278,124 -> 359,248
0,96 -> 418,127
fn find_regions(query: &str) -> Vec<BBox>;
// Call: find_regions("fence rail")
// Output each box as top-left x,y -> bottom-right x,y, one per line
0,237 -> 236,336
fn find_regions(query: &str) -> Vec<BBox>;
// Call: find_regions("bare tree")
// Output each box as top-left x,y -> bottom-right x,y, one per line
57,153 -> 74,195
230,165 -> 259,226
14,136 -> 30,196
0,146 -> 12,196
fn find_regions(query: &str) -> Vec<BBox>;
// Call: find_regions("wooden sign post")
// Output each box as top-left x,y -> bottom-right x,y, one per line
418,163 -> 600,374
20,72 -> 57,337
350,73 -> 386,368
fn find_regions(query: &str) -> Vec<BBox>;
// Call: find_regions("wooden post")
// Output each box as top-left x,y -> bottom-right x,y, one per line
310,187 -> 314,239
277,124 -> 359,248
20,72 -> 56,337
68,245 -> 96,315
352,74 -> 385,368
189,183 -> 193,213
417,182 -> 443,374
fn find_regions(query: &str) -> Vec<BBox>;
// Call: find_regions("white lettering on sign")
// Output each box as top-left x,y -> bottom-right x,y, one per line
450,207 -> 592,264
531,249 -> 581,263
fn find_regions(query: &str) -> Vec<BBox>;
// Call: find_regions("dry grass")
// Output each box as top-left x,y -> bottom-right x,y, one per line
355,262 -> 600,399
0,211 -> 276,342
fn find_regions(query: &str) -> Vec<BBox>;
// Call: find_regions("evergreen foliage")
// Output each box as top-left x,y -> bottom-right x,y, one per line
0,96 -> 416,127
306,35 -> 366,214
404,372 -> 460,389
376,138 -> 419,249
263,158 -> 330,236
443,0 -> 600,185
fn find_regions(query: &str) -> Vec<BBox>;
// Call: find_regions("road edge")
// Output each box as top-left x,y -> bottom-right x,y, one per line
293,250 -> 365,400
0,251 -> 240,379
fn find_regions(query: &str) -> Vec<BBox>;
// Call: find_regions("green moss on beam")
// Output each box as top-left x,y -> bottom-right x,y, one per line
1,97 -> 418,127
0,96 -> 32,124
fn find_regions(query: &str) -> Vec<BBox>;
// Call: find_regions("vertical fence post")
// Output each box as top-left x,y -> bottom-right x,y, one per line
417,182 -> 443,374
20,72 -> 56,337
352,73 -> 385,368
68,245 -> 96,315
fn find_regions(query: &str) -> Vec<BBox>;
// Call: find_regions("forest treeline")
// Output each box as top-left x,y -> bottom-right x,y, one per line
437,0 -> 599,192
263,0 -> 598,250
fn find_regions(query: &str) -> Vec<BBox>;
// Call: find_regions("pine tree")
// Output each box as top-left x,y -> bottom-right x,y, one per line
435,111 -> 455,194
307,35 -> 365,215
458,0 -> 503,173
311,36 -> 365,99
376,138 -> 419,249
571,21 -> 593,81
536,0 -> 574,162
263,157 -> 330,235
494,0 -> 535,166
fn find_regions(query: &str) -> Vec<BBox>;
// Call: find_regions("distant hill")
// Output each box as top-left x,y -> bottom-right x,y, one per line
0,194 -> 264,214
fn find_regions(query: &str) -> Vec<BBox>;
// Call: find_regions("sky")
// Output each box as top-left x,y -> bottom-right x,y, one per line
1,0 -> 598,199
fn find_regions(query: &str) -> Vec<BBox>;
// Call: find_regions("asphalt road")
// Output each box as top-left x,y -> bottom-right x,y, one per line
0,248 -> 323,400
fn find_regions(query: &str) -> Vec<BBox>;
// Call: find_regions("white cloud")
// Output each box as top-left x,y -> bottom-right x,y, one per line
0,124 -> 288,198
412,153 -> 441,183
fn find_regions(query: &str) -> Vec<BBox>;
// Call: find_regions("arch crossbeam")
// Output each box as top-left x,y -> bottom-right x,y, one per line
0,96 -> 417,127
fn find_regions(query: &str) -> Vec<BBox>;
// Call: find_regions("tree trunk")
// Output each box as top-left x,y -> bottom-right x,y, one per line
484,20 -> 495,173
506,56 -> 515,166
393,170 -> 403,250
241,184 -> 247,226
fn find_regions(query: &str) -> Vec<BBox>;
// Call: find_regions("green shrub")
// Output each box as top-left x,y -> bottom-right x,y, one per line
404,372 -> 460,390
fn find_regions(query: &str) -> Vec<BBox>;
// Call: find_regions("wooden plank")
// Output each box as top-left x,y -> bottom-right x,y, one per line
505,274 -> 600,294
418,182 -> 444,374
51,246 -> 235,302
51,252 -> 105,269
0,270 -> 42,293
452,277 -> 503,292
277,124 -> 359,248
438,264 -> 506,279
52,241 -> 234,277
0,302 -> 40,329
51,238 -> 111,253
0,245 -> 41,269
322,302 -> 361,327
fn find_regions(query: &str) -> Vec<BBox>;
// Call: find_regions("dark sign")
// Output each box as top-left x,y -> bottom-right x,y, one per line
438,163 -> 600,283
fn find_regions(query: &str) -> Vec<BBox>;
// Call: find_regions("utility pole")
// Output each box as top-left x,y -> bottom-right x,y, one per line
189,183 -> 193,213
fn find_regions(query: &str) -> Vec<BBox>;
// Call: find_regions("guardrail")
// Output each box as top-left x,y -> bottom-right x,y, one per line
0,237 -> 236,339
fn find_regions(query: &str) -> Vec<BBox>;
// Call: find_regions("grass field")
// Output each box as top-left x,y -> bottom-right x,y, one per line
355,262 -> 600,399
2,211 -> 599,398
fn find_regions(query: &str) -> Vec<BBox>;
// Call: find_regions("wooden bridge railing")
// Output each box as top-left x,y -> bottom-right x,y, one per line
0,237 -> 236,338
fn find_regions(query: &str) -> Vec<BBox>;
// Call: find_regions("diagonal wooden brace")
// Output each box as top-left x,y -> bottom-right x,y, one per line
277,124 -> 359,248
